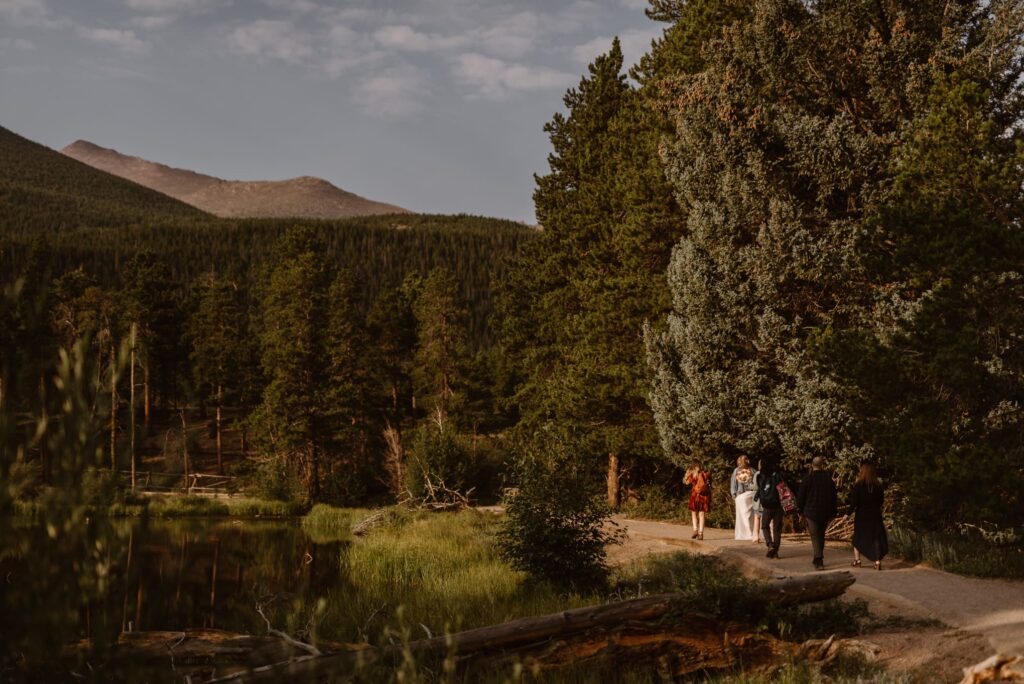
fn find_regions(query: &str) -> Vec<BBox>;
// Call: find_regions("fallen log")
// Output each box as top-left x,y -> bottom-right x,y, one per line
960,654 -> 1024,684
208,571 -> 855,683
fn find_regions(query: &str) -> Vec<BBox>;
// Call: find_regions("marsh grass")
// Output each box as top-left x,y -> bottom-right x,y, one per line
889,527 -> 1024,579
301,503 -> 375,542
14,494 -> 306,519
317,509 -> 593,640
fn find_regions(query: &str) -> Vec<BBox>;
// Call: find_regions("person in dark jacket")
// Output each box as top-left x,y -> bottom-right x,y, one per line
797,457 -> 838,570
754,458 -> 784,558
850,460 -> 888,570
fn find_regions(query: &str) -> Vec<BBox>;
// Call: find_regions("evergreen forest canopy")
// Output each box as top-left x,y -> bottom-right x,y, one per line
2,0 -> 1023,553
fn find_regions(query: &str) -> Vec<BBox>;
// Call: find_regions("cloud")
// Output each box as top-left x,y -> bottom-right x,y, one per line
76,27 -> 149,53
124,0 -> 207,11
373,25 -> 469,53
572,28 -> 660,67
0,0 -> 67,29
453,53 -> 573,100
228,20 -> 313,64
130,15 -> 176,30
476,11 -> 540,59
0,38 -> 37,51
355,64 -> 428,118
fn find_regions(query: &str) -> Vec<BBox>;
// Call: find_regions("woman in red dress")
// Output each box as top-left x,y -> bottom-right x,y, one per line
684,459 -> 712,540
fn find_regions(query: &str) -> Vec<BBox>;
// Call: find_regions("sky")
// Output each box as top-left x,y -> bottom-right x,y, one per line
0,0 -> 666,223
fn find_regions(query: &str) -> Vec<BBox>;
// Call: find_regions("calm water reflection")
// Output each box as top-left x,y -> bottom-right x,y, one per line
120,519 -> 343,635
54,518 -> 347,643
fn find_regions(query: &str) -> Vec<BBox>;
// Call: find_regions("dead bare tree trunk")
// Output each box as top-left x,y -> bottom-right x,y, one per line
607,453 -> 620,509
110,343 -> 117,472
130,327 -> 137,490
143,362 -> 151,429
216,383 -> 223,475
180,408 -> 190,492
382,425 -> 405,498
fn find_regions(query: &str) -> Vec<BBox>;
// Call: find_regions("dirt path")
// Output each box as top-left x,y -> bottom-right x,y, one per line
614,518 -> 1024,680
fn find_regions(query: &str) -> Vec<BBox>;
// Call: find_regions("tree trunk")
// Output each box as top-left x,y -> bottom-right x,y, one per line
39,375 -> 49,484
308,443 -> 320,502
607,453 -> 620,509
143,362 -> 151,428
180,409 -> 190,492
216,383 -> 223,475
209,572 -> 857,684
110,344 -> 117,472
130,328 -> 137,490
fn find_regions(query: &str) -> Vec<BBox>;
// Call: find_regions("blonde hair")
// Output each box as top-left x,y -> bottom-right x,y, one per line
737,455 -> 750,469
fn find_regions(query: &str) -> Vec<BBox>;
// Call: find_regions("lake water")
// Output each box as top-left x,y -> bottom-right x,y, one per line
3,517 -> 350,651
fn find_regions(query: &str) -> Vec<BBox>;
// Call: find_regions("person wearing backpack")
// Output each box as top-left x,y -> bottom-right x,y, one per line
797,457 -> 838,570
754,458 -> 785,558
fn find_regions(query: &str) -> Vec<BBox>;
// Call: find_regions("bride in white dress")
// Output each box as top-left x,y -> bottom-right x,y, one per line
731,456 -> 757,541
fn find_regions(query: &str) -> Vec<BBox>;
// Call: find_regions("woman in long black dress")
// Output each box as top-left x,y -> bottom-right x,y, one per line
849,461 -> 888,570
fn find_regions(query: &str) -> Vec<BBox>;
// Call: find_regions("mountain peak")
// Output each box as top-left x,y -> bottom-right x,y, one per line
61,140 -> 410,219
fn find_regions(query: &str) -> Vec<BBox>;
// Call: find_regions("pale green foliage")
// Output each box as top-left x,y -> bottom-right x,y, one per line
645,0 -> 1024,491
1,282 -> 127,669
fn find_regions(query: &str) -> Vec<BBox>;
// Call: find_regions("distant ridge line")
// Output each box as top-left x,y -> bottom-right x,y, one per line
61,139 -> 411,220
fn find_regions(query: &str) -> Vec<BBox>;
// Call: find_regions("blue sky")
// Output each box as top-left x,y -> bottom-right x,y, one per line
0,0 -> 665,222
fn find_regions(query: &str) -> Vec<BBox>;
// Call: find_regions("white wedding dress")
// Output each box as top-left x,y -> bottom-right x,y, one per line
734,490 -> 756,540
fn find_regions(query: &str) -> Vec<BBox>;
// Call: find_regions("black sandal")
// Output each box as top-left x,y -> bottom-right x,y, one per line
852,559 -> 862,567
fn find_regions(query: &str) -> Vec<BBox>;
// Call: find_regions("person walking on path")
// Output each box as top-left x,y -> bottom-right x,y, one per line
684,459 -> 712,540
752,459 -> 764,543
730,456 -> 758,541
798,457 -> 838,570
850,460 -> 888,570
754,458 -> 785,558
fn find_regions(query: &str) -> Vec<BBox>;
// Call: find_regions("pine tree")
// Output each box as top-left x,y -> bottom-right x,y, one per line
820,68 -> 1024,528
322,268 -> 378,502
253,228 -> 330,501
500,34 -> 695,507
121,253 -> 184,426
413,267 -> 469,423
645,0 -> 1023,516
189,271 -> 246,474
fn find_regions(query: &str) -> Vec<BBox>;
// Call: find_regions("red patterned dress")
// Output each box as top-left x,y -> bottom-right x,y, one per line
685,468 -> 712,513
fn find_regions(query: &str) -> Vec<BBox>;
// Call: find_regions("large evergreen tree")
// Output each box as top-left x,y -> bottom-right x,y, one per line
189,271 -> 247,474
499,9 -> 740,506
252,229 -> 331,501
646,0 -> 1024,526
413,267 -> 469,423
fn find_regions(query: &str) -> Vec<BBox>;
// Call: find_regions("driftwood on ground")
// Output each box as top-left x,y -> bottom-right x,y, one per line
960,654 -> 1024,684
205,570 -> 856,683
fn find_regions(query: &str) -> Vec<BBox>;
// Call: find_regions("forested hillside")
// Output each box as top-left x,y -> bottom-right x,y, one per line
1,124 -> 531,348
0,125 -> 208,232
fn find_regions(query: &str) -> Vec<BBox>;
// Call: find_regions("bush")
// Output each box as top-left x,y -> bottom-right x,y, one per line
889,526 -> 1024,579
236,456 -> 304,504
498,425 -> 620,590
406,418 -> 475,499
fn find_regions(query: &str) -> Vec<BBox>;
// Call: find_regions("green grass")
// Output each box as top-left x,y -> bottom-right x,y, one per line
301,503 -> 376,542
11,494 -> 306,520
315,509 -> 593,639
889,527 -> 1024,579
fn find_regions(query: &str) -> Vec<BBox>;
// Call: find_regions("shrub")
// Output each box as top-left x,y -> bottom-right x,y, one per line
889,526 -> 1024,579
498,425 -> 621,590
406,418 -> 475,499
